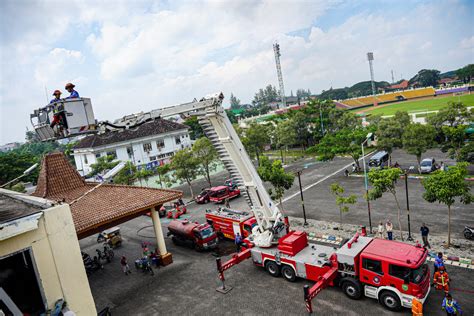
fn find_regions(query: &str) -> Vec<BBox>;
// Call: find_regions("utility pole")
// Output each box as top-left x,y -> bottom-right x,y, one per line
273,42 -> 286,109
405,167 -> 414,241
361,133 -> 373,234
391,70 -> 395,84
296,170 -> 308,226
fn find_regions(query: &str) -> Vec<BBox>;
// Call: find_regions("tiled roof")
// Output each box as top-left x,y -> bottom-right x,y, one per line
32,152 -> 182,238
74,118 -> 189,149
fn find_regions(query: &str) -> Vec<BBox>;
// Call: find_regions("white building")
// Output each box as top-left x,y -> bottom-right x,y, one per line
73,118 -> 191,176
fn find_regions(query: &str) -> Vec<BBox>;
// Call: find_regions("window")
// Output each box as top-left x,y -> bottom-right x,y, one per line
389,264 -> 411,281
106,151 -> 117,159
175,136 -> 181,145
156,139 -> 165,149
149,156 -> 157,161
143,143 -> 152,152
95,153 -> 101,158
127,147 -> 133,158
362,258 -> 383,275
84,155 -> 88,164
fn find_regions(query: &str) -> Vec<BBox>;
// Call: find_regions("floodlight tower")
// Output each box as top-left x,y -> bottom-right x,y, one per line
367,52 -> 376,105
273,42 -> 286,109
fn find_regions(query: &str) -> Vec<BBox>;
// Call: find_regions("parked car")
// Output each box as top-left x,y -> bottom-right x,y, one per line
420,158 -> 436,174
368,151 -> 389,169
196,188 -> 211,204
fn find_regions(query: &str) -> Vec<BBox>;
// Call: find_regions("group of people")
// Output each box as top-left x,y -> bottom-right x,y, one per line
48,82 -> 79,130
432,252 -> 463,315
377,220 -> 394,240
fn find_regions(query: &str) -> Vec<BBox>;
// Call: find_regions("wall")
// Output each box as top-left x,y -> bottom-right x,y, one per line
0,204 -> 96,315
73,129 -> 191,175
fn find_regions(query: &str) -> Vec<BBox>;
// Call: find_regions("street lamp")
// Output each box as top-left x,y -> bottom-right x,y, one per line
319,102 -> 325,136
405,166 -> 415,241
296,170 -> 308,226
361,132 -> 373,234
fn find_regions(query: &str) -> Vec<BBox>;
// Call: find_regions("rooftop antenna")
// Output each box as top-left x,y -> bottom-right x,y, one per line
367,52 -> 376,106
273,42 -> 286,109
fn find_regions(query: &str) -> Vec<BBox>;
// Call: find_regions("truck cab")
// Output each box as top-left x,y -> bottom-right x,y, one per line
209,185 -> 241,203
357,239 -> 430,311
167,220 -> 218,251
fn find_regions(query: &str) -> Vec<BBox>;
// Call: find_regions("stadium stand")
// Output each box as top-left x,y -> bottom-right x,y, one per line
435,85 -> 470,95
336,87 -> 436,108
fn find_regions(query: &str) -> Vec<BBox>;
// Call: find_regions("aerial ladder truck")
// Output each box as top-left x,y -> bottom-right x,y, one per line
30,94 -> 431,313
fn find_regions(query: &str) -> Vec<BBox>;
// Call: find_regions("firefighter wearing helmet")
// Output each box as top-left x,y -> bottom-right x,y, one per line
433,266 -> 450,293
65,83 -> 79,99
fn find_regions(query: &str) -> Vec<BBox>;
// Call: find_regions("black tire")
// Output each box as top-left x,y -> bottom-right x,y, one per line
379,291 -> 401,311
265,261 -> 280,277
341,278 -> 362,299
464,231 -> 473,240
281,265 -> 296,282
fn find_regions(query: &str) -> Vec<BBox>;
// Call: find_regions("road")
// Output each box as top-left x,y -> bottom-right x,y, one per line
80,148 -> 473,315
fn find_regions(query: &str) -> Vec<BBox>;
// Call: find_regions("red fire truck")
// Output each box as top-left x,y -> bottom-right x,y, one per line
167,219 -> 218,251
205,208 -> 257,240
208,186 -> 240,203
218,230 -> 431,312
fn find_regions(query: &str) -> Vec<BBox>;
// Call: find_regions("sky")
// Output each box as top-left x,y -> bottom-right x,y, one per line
0,0 -> 473,144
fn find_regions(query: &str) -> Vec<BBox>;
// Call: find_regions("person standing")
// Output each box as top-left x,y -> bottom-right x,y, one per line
377,221 -> 385,239
120,256 -> 131,275
385,220 -> 393,240
433,267 -> 450,293
420,223 -> 431,248
65,83 -> 79,99
235,232 -> 242,252
224,198 -> 230,209
442,294 -> 462,316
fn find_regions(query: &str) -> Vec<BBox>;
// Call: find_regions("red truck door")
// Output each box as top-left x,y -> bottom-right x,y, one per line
360,257 -> 385,287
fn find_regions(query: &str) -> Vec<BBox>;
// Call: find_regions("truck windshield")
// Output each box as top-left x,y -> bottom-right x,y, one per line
411,263 -> 428,284
200,227 -> 214,239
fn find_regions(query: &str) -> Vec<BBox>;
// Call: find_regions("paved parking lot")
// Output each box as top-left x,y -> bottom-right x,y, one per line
81,148 -> 473,315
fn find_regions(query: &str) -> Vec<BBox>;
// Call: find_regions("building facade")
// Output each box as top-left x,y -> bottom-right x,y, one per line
73,118 -> 191,176
0,189 -> 96,315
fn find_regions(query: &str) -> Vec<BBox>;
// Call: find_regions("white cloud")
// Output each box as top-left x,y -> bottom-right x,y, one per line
1,0 -> 473,144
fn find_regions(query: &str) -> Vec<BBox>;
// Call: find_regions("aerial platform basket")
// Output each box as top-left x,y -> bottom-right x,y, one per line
30,98 -> 97,141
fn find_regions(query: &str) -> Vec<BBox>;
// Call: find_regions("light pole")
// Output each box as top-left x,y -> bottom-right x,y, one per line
405,166 -> 415,241
319,102 -> 325,136
296,170 -> 308,226
361,133 -> 373,234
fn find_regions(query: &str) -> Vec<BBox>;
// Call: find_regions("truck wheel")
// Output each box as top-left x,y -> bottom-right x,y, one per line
281,265 -> 296,282
265,261 -> 280,277
341,278 -> 362,299
379,291 -> 401,311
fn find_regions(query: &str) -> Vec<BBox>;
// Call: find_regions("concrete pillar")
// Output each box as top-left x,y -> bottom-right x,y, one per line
150,206 -> 167,255
150,206 -> 173,266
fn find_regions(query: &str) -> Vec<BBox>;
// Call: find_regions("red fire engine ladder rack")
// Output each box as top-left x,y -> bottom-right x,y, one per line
303,265 -> 339,314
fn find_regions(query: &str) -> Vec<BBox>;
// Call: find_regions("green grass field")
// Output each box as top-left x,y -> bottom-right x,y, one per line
356,93 -> 474,116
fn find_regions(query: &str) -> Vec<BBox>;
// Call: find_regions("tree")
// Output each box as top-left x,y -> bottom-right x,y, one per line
113,162 -> 137,185
314,128 -> 368,170
422,163 -> 472,247
244,123 -> 270,165
275,120 -> 297,162
252,84 -> 279,106
136,168 -> 154,186
402,123 -> 436,171
257,156 -> 294,210
192,137 -> 218,187
290,112 -> 312,149
442,125 -> 469,161
225,109 -> 238,124
427,102 -> 472,128
367,167 -> 405,240
229,93 -> 242,109
0,151 -> 39,185
376,118 -> 404,165
393,111 -> 411,129
456,64 -> 474,84
170,148 -> 199,198
409,69 -> 441,87
155,164 -> 172,188
88,155 -> 119,176
330,183 -> 357,230
184,116 -> 204,140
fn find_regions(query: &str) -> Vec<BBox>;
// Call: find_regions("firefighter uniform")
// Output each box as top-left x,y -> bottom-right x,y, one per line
433,269 -> 450,293
411,297 -> 423,316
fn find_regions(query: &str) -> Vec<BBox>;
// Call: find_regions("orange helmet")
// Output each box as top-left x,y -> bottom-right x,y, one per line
65,83 -> 75,89
52,90 -> 62,96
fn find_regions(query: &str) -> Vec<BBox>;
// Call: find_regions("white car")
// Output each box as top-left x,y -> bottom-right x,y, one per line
420,158 -> 436,174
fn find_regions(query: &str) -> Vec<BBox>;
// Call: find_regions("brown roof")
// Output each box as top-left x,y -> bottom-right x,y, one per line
32,152 -> 182,238
74,118 -> 189,149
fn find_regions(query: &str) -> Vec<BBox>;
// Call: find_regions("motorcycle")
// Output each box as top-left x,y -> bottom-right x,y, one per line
135,257 -> 154,276
464,226 -> 474,240
82,251 -> 103,273
96,245 -> 115,263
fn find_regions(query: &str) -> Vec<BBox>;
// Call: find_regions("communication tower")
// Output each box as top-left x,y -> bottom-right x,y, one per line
273,43 -> 286,109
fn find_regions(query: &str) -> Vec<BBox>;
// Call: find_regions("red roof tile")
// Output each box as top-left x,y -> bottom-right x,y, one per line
32,152 -> 182,238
